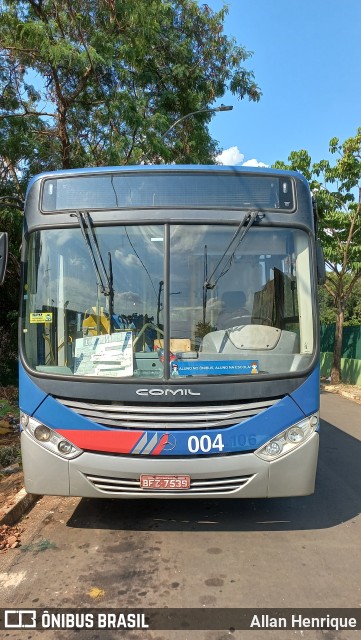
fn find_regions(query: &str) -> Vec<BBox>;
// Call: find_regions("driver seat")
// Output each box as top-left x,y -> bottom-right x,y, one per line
216,291 -> 250,329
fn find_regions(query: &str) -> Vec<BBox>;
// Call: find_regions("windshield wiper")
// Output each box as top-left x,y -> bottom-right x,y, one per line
204,210 -> 260,290
73,210 -> 114,333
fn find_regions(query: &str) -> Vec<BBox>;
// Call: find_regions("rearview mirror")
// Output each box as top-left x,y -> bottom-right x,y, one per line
0,232 -> 8,285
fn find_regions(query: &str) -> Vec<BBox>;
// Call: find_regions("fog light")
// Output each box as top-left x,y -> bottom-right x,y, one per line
58,440 -> 72,454
286,426 -> 305,443
34,425 -> 51,441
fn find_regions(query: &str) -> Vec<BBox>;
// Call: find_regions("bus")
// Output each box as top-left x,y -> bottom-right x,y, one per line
15,165 -> 325,498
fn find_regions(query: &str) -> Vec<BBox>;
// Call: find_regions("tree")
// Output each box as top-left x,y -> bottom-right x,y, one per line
319,276 -> 361,327
273,129 -> 361,384
0,0 -> 260,176
0,0 -> 261,383
0,202 -> 22,385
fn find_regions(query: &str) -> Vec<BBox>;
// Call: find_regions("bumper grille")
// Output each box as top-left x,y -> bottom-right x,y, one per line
57,397 -> 278,430
84,473 -> 254,495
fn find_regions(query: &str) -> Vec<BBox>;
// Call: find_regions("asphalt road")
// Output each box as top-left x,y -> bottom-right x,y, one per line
1,390 -> 361,640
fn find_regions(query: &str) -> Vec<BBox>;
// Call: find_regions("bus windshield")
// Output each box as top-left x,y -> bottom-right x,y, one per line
22,223 -> 314,379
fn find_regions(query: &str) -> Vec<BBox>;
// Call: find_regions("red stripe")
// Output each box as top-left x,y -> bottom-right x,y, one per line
151,433 -> 168,456
57,429 -> 144,454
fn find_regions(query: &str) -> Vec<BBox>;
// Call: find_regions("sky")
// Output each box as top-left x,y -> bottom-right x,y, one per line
203,0 -> 361,168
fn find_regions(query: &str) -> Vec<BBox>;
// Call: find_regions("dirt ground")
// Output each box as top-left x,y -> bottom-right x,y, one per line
0,467 -> 23,503
0,386 -> 23,549
0,435 -> 24,551
0,454 -> 23,552
0,521 -> 22,550
0,416 -> 21,508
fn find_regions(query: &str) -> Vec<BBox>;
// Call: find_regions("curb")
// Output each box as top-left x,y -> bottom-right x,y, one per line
338,391 -> 361,403
0,488 -> 39,526
321,385 -> 361,405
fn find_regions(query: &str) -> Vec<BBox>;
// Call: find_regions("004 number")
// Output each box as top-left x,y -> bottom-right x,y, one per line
187,434 -> 224,454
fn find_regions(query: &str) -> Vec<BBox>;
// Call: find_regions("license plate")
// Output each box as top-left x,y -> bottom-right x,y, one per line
140,474 -> 190,490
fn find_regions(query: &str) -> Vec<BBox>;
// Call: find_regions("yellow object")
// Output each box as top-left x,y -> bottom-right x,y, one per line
88,587 -> 105,599
30,312 -> 53,324
82,307 -> 110,335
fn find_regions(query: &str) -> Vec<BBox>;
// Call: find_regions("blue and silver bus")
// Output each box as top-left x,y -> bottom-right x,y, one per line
17,166 -> 324,498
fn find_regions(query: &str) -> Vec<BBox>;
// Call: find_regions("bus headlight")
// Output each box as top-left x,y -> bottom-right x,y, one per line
255,413 -> 319,461
20,412 -> 82,460
58,440 -> 73,454
34,425 -> 51,442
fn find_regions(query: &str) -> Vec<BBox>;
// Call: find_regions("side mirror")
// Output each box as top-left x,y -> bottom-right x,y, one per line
0,232 -> 8,285
316,240 -> 326,285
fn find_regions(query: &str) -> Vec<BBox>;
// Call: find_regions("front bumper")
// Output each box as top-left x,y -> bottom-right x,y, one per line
21,431 -> 319,499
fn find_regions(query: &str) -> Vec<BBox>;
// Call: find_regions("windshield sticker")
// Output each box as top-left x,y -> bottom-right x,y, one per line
74,331 -> 133,377
174,360 -> 259,376
30,312 -> 53,324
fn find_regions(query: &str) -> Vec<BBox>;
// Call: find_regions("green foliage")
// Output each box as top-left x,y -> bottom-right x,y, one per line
0,395 -> 19,418
0,0 -> 261,170
195,321 -> 216,339
0,444 -> 20,468
319,278 -> 361,327
274,150 -> 313,182
0,205 -> 22,386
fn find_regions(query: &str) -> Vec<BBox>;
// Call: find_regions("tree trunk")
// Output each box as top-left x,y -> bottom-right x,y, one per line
330,302 -> 344,384
59,106 -> 71,169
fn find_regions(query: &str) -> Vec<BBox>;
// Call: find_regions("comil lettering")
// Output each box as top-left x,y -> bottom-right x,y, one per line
136,388 -> 200,396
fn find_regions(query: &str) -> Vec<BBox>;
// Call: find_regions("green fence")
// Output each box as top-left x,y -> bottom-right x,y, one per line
321,324 -> 361,360
320,324 -> 361,385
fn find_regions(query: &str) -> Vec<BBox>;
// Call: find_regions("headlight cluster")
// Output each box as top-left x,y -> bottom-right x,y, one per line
20,412 -> 83,460
255,413 -> 319,461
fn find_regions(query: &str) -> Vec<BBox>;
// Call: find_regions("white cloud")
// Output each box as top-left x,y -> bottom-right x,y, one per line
114,249 -> 141,268
216,146 -> 269,168
216,146 -> 244,165
242,158 -> 269,168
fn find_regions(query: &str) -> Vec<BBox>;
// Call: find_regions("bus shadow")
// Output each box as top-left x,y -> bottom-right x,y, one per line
67,418 -> 361,532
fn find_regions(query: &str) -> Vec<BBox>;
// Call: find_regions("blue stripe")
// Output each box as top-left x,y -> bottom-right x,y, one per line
35,395 -> 101,432
290,366 -> 320,416
19,365 -> 47,416
32,392 -> 305,455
